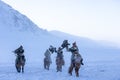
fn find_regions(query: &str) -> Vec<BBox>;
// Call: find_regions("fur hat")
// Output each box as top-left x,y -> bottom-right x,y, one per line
72,42 -> 76,45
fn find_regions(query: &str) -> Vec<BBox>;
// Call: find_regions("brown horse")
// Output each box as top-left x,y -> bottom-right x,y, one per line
68,54 -> 82,77
56,57 -> 65,72
15,55 -> 25,73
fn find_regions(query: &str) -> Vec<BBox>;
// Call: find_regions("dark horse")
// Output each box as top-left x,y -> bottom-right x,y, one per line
68,53 -> 82,77
15,55 -> 26,73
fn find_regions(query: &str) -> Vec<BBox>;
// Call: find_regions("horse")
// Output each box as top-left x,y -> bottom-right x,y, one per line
15,55 -> 26,73
56,57 -> 65,72
44,49 -> 52,70
68,53 -> 82,77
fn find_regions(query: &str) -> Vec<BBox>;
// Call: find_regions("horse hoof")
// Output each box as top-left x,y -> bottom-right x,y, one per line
76,74 -> 79,77
69,73 -> 72,76
18,71 -> 20,73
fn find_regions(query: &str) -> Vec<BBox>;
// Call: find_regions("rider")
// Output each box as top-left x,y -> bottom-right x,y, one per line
13,45 -> 25,64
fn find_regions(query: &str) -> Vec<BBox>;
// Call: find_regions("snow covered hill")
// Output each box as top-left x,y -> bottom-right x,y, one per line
0,0 -> 62,64
0,0 -> 120,80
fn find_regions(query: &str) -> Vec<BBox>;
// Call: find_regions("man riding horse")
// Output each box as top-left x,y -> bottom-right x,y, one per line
13,45 -> 26,73
68,42 -> 84,77
44,45 -> 56,70
56,47 -> 65,72
44,48 -> 52,70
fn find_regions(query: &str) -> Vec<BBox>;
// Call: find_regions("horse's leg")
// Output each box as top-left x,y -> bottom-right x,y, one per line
60,60 -> 63,72
48,65 -> 49,70
56,64 -> 61,72
68,64 -> 74,75
22,66 -> 24,73
44,63 -> 46,69
60,65 -> 62,72
75,67 -> 79,77
15,60 -> 20,73
75,63 -> 80,77
16,65 -> 19,72
15,64 -> 18,71
56,59 -> 59,72
19,66 -> 21,73
47,63 -> 50,70
18,69 -> 21,73
17,67 -> 21,73
58,65 -> 61,72
16,64 -> 21,73
22,65 -> 24,73
44,58 -> 46,69
56,65 -> 59,72
57,64 -> 61,72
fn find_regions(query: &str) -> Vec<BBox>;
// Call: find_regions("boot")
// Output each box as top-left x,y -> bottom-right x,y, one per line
81,62 -> 84,65
81,59 -> 84,65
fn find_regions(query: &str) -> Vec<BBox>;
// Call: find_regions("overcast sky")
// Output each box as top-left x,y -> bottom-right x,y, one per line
2,0 -> 120,45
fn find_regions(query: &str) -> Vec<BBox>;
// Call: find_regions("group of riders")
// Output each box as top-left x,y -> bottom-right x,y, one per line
13,40 -> 84,77
44,40 -> 84,77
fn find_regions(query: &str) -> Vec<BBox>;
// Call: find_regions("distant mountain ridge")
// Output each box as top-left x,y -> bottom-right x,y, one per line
50,30 -> 119,48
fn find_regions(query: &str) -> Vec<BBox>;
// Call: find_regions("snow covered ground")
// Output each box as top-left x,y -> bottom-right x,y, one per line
0,51 -> 120,80
0,54 -> 120,80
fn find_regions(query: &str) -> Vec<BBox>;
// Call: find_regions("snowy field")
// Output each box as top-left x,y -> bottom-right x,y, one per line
0,52 -> 120,80
0,61 -> 120,80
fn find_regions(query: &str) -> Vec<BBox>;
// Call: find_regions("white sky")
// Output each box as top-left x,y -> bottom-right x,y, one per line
2,0 -> 120,45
